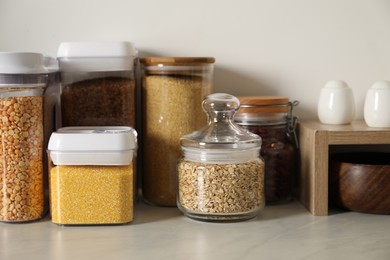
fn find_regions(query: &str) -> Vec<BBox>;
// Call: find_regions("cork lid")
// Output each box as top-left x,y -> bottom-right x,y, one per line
140,57 -> 215,66
237,96 -> 290,114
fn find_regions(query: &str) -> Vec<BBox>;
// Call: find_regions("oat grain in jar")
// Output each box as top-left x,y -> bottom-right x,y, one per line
140,57 -> 214,206
0,52 -> 48,222
235,96 -> 299,204
178,93 -> 265,222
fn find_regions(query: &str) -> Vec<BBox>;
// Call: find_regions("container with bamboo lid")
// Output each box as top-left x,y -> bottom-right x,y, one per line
140,57 -> 215,207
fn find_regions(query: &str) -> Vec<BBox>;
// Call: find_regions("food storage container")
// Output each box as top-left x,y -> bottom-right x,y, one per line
43,56 -> 61,134
57,41 -> 138,127
235,96 -> 299,204
140,57 -> 215,206
177,93 -> 264,222
47,126 -> 137,225
43,56 -> 61,198
0,52 -> 48,222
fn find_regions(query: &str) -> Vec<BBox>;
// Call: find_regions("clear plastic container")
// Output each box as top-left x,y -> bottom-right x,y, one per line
57,41 -> 138,127
47,126 -> 137,225
0,52 -> 48,222
177,93 -> 265,222
235,96 -> 299,204
140,57 -> 215,206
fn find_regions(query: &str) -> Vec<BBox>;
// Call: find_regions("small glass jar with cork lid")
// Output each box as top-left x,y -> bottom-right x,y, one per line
177,93 -> 265,222
234,96 -> 299,205
47,126 -> 137,225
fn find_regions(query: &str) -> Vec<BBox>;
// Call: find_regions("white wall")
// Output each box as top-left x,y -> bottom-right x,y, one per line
1,0 -> 389,119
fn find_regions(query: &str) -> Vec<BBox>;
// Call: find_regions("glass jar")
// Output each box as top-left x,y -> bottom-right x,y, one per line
177,93 -> 265,222
235,96 -> 299,205
140,57 -> 215,206
47,126 -> 137,225
0,52 -> 48,222
57,41 -> 138,127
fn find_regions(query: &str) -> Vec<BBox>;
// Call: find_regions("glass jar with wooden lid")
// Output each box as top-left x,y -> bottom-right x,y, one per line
234,96 -> 299,205
140,57 -> 215,206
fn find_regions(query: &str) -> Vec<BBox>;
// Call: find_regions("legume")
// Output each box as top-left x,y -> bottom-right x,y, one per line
0,96 -> 44,222
240,124 -> 296,204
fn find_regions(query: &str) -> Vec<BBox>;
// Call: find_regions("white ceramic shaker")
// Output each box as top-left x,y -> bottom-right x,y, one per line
317,80 -> 355,124
364,81 -> 390,127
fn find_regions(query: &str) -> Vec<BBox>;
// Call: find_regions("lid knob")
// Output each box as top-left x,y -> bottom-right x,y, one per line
202,93 -> 240,122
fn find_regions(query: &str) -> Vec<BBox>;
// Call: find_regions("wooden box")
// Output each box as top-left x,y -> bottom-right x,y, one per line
298,120 -> 390,216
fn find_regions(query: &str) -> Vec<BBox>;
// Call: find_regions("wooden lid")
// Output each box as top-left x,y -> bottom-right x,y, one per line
237,96 -> 290,113
140,57 -> 215,66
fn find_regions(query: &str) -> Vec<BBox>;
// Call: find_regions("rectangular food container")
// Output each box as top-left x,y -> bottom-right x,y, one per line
47,126 -> 137,225
57,41 -> 138,127
0,52 -> 49,222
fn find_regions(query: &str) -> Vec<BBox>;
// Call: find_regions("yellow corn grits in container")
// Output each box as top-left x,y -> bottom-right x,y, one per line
50,165 -> 133,225
47,126 -> 137,225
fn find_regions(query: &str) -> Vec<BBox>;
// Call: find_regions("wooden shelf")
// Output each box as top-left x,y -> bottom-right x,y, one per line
298,120 -> 390,216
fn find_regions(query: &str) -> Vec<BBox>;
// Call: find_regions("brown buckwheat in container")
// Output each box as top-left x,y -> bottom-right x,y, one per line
0,52 -> 48,222
57,41 -> 138,127
140,57 -> 214,206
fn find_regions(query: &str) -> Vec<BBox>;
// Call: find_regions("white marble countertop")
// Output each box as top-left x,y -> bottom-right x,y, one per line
1,201 -> 389,260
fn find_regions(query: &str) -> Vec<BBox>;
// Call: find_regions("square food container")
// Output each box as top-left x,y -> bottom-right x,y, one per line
47,126 -> 137,225
57,41 -> 138,127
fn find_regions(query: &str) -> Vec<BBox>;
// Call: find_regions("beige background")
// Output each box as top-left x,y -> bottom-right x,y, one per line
1,0 -> 389,120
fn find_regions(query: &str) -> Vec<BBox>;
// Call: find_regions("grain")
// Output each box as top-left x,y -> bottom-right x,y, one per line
50,165 -> 134,225
178,160 -> 265,219
0,95 -> 45,222
61,77 -> 136,127
142,75 -> 210,206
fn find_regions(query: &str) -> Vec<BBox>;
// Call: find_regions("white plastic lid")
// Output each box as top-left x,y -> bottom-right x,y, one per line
57,41 -> 138,72
48,126 -> 137,166
0,52 -> 48,74
43,56 -> 59,73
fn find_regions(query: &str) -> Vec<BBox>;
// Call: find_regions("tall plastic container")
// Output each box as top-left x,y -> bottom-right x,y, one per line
140,57 -> 215,206
0,52 -> 48,222
57,41 -> 138,127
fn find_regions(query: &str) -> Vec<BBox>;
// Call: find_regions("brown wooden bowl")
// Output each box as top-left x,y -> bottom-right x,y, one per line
329,152 -> 390,214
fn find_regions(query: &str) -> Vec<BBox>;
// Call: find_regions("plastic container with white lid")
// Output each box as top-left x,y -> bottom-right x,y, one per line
57,41 -> 138,128
177,93 -> 265,222
0,52 -> 48,223
47,126 -> 137,225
